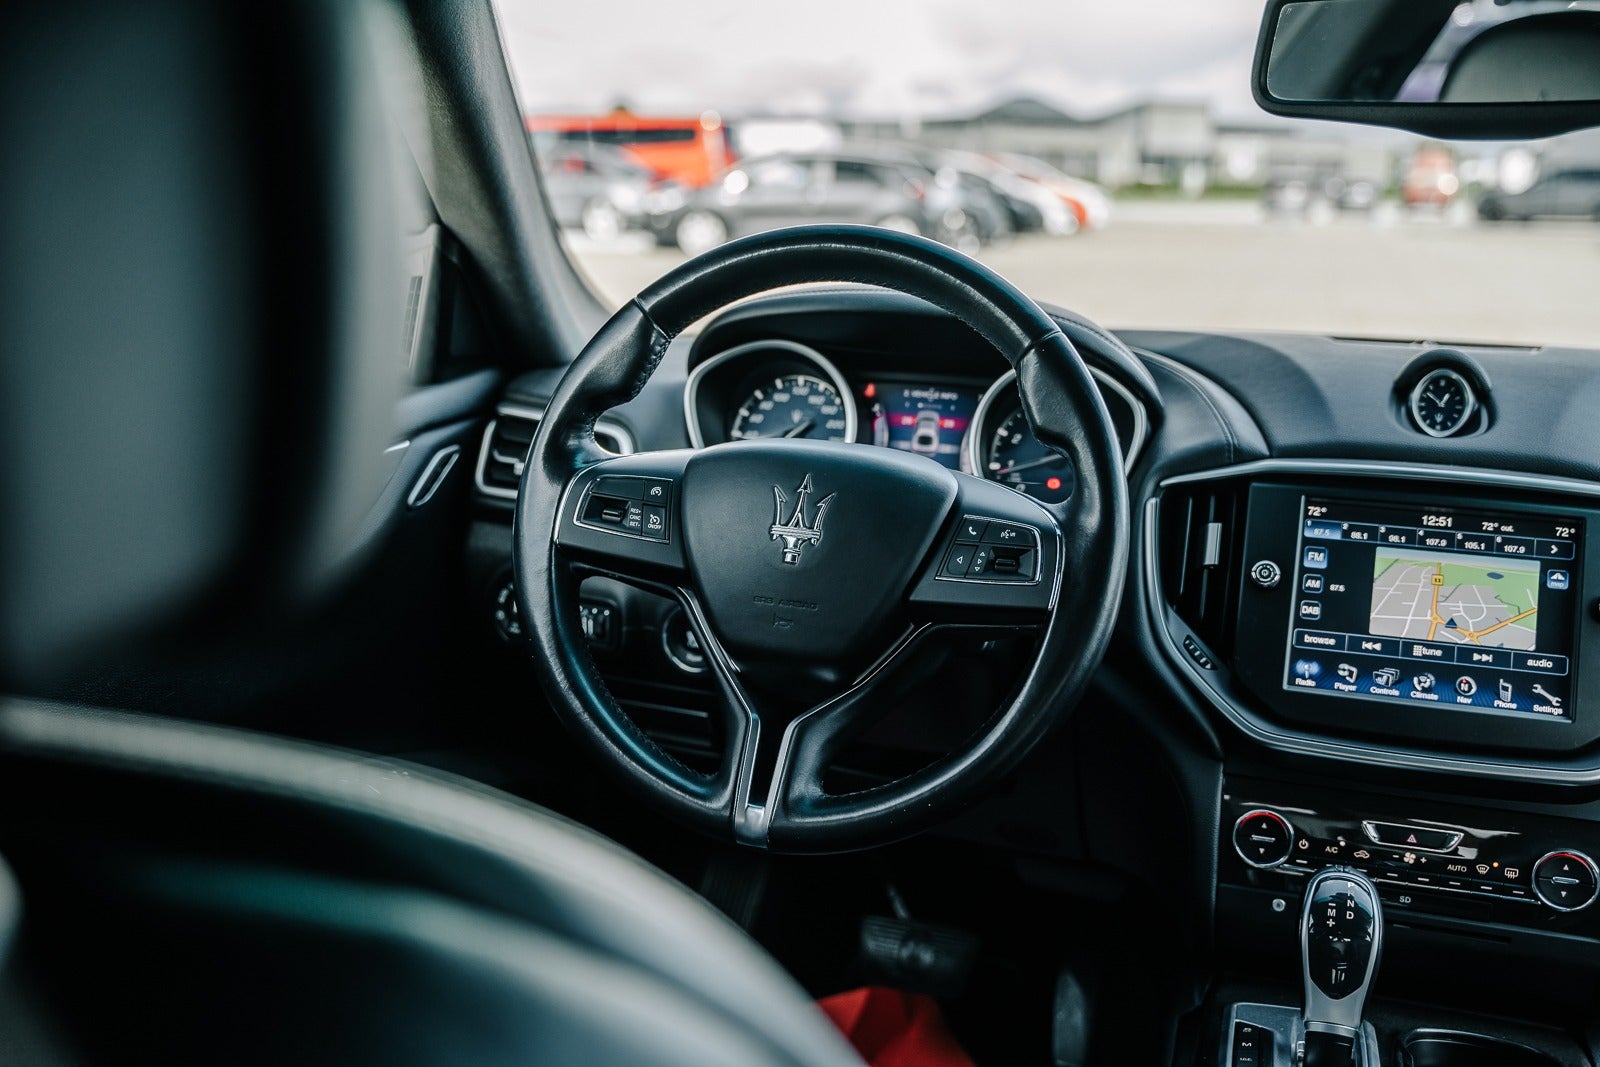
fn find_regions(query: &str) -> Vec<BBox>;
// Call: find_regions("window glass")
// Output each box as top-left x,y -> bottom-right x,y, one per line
496,0 -> 1600,347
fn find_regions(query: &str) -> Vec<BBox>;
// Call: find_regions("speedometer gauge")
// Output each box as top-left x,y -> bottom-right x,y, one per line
730,374 -> 850,441
986,409 -> 1075,504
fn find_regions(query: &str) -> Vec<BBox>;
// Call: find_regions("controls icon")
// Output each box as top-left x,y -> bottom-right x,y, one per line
1412,673 -> 1435,693
1532,684 -> 1563,708
1250,560 -> 1282,588
1373,667 -> 1400,688
1455,676 -> 1477,697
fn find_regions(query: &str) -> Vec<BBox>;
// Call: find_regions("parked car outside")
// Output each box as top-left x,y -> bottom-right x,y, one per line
1402,145 -> 1460,207
1479,169 -> 1600,221
645,152 -> 974,255
535,143 -> 656,239
1261,166 -> 1381,217
990,152 -> 1113,231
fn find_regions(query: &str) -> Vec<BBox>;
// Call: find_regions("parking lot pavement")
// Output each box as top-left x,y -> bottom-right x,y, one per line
564,207 -> 1600,348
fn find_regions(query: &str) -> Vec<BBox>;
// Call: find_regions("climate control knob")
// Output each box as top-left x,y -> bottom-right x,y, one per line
1533,851 -> 1600,912
1232,809 -> 1296,869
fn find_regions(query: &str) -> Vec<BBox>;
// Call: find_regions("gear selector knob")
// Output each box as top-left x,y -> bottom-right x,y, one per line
1300,867 -> 1382,1066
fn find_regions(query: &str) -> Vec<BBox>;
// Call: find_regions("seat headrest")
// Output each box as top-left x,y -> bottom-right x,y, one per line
0,1 -> 408,688
1441,11 -> 1600,103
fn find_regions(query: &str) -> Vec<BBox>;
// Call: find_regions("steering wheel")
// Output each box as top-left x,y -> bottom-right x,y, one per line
515,226 -> 1128,853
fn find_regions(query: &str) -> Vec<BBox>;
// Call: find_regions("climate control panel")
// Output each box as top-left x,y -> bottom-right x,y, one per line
1222,781 -> 1600,928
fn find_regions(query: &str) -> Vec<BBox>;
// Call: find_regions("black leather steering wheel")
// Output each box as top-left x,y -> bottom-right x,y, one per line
515,226 -> 1128,853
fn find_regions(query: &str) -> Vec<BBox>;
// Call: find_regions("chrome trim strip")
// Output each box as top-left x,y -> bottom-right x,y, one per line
966,367 -> 1149,479
406,445 -> 460,509
682,339 -> 859,449
1159,457 -> 1600,498
474,403 -> 637,501
1143,458 -> 1600,784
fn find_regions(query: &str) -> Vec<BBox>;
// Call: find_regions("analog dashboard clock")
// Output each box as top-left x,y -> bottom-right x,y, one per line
1408,367 -> 1476,438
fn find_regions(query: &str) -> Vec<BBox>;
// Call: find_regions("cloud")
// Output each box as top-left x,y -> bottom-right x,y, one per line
495,0 -> 1271,121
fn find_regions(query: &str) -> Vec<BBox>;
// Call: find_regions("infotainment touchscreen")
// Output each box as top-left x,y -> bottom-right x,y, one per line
1285,498 -> 1581,721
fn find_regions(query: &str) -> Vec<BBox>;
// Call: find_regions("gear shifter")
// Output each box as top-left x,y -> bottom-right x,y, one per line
1299,867 -> 1382,1067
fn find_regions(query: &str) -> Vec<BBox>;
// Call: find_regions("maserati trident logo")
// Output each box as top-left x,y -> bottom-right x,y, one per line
769,474 -> 834,565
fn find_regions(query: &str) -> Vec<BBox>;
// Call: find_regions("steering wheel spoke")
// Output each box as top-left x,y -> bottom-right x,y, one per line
907,473 -> 1063,627
679,607 -> 935,848
552,450 -> 694,585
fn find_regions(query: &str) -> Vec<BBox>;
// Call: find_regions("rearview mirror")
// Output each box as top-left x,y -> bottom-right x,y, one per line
1253,0 -> 1600,139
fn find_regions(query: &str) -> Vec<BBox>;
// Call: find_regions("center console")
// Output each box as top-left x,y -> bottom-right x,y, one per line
1151,462 -> 1600,775
1155,463 -> 1600,1062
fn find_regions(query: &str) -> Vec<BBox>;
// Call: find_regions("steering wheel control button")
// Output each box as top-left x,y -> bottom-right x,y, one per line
578,475 -> 675,542
938,516 -> 1042,583
1533,851 -> 1600,912
1249,559 -> 1282,588
944,544 -> 978,577
641,505 -> 668,540
1361,821 -> 1463,853
1233,809 -> 1295,869
980,520 -> 1039,548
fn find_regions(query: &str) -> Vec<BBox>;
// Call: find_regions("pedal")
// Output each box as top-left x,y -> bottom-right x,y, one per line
856,915 -> 979,999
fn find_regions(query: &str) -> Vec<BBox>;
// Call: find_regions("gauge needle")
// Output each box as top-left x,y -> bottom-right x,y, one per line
780,419 -> 815,438
994,455 -> 1063,476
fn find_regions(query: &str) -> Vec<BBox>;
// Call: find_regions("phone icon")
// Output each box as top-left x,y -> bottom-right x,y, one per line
1498,679 -> 1513,703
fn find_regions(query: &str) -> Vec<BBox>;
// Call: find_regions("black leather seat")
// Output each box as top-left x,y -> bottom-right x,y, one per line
0,700 -> 859,1066
0,3 -> 860,1064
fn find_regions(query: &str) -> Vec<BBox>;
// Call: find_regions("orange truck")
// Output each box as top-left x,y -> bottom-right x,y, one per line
526,108 -> 733,188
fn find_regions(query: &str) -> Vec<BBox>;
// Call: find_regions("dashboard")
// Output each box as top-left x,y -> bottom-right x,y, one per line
469,287 -> 1600,1012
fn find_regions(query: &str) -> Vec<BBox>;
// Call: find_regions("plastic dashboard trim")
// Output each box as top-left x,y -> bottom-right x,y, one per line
1146,458 -> 1600,786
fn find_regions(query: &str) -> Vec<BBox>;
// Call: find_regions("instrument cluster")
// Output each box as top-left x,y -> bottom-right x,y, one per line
684,338 -> 1146,504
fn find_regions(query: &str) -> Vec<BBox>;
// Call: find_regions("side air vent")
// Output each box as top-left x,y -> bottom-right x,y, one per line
1158,481 -> 1244,657
475,404 -> 636,500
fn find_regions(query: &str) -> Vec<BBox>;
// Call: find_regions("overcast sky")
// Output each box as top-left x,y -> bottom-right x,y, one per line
494,0 -> 1271,123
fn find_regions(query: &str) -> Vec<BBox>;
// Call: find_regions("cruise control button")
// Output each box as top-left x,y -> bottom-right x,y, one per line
621,502 -> 644,534
981,521 -> 1038,547
641,504 -> 668,540
942,544 -> 977,578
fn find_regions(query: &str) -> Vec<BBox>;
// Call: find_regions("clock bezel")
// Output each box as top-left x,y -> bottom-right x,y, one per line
1408,366 -> 1477,438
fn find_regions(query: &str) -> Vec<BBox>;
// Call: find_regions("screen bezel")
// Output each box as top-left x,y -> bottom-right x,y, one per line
1234,481 -> 1600,755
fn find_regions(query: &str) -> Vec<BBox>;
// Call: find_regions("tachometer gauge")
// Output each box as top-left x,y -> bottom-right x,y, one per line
986,409 -> 1075,504
730,374 -> 851,441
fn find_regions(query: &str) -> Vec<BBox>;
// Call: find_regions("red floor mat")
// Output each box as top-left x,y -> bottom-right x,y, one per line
818,986 -> 978,1067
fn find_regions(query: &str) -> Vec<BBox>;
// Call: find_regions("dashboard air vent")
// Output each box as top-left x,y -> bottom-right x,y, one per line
475,405 -> 634,500
1159,481 -> 1243,656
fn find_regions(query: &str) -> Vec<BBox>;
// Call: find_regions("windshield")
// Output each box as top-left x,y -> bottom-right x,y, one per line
495,0 -> 1600,348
